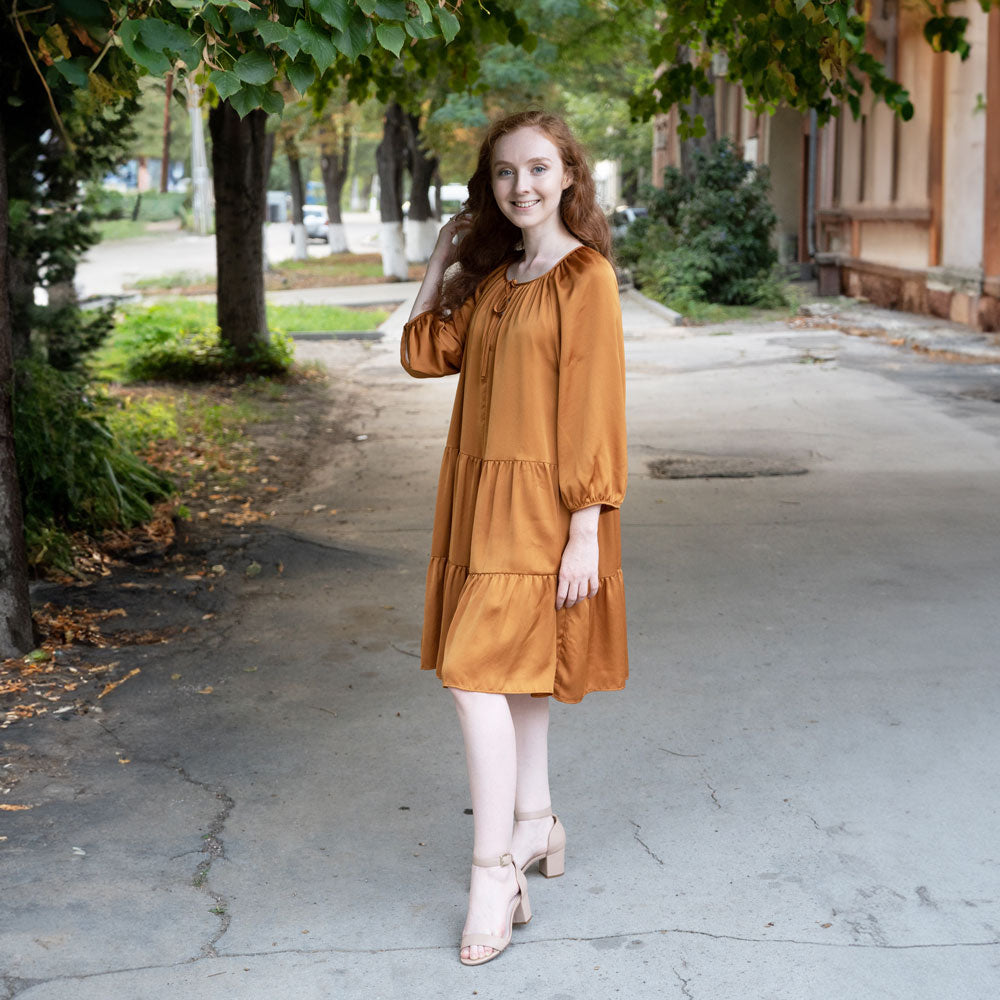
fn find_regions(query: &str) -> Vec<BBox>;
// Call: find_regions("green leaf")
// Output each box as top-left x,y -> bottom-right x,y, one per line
167,0 -> 201,8
256,21 -> 292,46
260,88 -> 285,116
118,21 -> 172,76
295,21 -> 338,70
376,0 -> 408,17
137,17 -> 193,53
226,9 -> 257,31
202,5 -> 223,32
228,87 -> 260,120
312,0 -> 350,32
332,9 -> 371,61
278,33 -> 303,59
411,0 -> 432,24
52,57 -> 90,88
375,22 -> 406,56
210,69 -> 242,100
358,0 -> 377,13
435,8 -> 460,44
405,17 -> 437,39
286,59 -> 315,95
233,50 -> 276,86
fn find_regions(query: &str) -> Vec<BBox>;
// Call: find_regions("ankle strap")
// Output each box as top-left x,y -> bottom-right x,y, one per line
514,806 -> 553,821
472,851 -> 514,869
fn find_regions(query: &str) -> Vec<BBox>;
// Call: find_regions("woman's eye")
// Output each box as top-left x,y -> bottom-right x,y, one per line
532,165 -> 547,173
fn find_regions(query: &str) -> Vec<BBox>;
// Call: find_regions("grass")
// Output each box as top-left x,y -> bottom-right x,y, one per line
94,219 -> 165,241
90,300 -> 388,383
124,252 -> 426,294
677,299 -> 800,325
105,384 -> 274,499
132,271 -> 214,291
267,302 -> 388,332
643,280 -> 810,326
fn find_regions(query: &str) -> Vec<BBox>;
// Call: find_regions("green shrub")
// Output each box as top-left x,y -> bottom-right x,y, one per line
114,301 -> 294,381
13,361 -> 174,565
617,140 -> 788,312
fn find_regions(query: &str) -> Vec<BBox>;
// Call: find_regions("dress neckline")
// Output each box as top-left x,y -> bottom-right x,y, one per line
504,244 -> 587,285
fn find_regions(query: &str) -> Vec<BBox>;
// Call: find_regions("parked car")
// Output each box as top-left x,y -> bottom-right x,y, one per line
609,205 -> 648,240
290,204 -> 329,243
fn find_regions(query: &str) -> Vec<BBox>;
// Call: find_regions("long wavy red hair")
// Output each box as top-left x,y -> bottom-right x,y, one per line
437,110 -> 612,316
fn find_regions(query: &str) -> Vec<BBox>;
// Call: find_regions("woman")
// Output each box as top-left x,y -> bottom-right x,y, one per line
401,110 -> 628,966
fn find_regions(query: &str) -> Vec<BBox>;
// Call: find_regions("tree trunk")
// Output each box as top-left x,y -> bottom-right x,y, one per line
320,118 -> 351,253
375,102 -> 408,280
208,101 -> 268,356
160,71 -> 172,194
404,112 -> 439,263
7,254 -> 32,361
287,139 -> 307,260
0,113 -> 34,659
679,47 -> 718,181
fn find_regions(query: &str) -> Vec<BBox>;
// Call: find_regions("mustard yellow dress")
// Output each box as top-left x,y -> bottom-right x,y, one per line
401,245 -> 628,703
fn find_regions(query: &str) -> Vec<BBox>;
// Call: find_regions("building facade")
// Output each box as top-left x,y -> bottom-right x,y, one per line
653,1 -> 1000,330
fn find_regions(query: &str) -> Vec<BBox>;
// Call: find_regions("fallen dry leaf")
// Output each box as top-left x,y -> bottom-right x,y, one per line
98,667 -> 139,699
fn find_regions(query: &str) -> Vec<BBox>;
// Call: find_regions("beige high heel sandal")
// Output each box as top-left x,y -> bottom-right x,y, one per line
459,851 -> 532,967
515,807 -> 567,878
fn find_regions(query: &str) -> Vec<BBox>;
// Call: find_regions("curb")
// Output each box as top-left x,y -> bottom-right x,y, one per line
288,331 -> 383,341
621,287 -> 683,326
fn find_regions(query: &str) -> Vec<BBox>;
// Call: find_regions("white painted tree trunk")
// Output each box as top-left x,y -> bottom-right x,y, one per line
327,222 -> 349,254
292,223 -> 308,260
380,221 -> 407,280
405,218 -> 439,263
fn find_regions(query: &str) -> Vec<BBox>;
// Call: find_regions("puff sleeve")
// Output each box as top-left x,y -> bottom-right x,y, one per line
556,257 -> 627,512
400,290 -> 478,378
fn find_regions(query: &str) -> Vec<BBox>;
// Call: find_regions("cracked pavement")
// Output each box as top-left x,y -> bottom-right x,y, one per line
2,291 -> 1000,999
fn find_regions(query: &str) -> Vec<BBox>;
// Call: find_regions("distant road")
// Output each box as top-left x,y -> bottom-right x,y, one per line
77,212 -> 388,299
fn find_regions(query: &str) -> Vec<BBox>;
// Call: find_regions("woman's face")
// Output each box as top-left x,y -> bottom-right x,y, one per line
490,126 -> 572,235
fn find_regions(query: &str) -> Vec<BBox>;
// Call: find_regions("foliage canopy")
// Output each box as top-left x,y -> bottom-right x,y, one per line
630,0 -> 1000,133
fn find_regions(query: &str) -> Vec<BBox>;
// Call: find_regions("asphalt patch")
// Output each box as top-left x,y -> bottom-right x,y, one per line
648,454 -> 808,479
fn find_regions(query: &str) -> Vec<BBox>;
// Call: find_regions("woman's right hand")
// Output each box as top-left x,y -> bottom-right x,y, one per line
431,214 -> 471,270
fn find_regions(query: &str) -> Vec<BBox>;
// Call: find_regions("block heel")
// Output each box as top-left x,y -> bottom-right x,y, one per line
515,806 -> 567,877
537,845 -> 565,878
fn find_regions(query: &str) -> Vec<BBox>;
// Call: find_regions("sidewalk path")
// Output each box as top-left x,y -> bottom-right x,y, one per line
2,288 -> 999,999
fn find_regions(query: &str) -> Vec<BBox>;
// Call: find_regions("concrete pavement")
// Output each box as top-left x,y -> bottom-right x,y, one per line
2,287 -> 1000,999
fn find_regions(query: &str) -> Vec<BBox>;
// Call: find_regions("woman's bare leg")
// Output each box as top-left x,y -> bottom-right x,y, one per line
507,694 -> 556,869
451,688 -> 519,962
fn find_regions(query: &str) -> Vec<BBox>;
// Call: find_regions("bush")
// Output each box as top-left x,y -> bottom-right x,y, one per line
114,301 -> 294,381
616,140 -> 788,312
13,361 -> 174,566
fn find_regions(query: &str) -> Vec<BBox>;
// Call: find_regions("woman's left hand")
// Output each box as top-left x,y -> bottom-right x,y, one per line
556,505 -> 601,609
